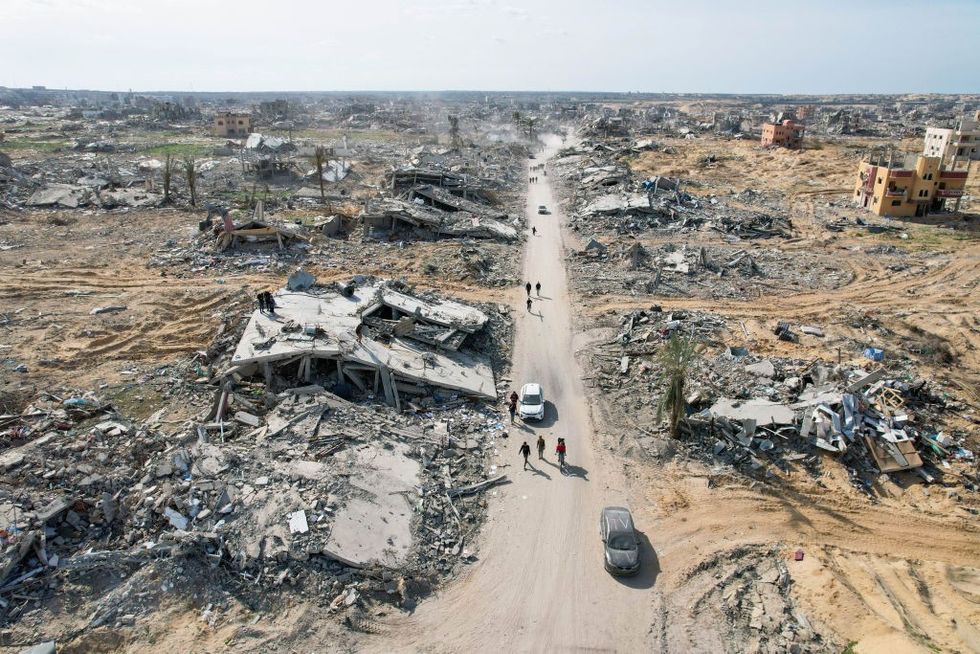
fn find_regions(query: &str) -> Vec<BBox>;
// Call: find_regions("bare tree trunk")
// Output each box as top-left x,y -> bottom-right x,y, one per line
184,157 -> 197,207
163,154 -> 173,204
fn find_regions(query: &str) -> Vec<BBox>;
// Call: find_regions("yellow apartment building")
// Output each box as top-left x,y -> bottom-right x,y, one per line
853,153 -> 968,217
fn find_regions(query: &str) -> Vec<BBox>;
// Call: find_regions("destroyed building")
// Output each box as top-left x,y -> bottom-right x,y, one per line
761,119 -> 804,150
227,278 -> 497,406
360,198 -> 517,241
244,132 -> 298,177
256,99 -> 289,121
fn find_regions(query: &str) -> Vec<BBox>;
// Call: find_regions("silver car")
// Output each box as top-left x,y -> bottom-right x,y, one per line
600,506 -> 640,576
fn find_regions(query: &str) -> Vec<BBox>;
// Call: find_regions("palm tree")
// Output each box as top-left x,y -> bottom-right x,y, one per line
312,145 -> 327,204
162,154 -> 174,204
656,333 -> 698,438
183,156 -> 197,207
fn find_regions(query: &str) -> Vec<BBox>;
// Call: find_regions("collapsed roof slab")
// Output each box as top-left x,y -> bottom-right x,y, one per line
371,287 -> 488,333
326,443 -> 420,567
228,283 -> 495,399
362,199 -> 518,242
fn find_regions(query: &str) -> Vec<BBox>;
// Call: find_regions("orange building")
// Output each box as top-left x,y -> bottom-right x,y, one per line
761,119 -> 804,149
853,153 -> 968,217
213,112 -> 251,138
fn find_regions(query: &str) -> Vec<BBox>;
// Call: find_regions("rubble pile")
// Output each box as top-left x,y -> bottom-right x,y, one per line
591,310 -> 977,493
0,262 -> 519,630
0,378 -> 510,624
550,141 -> 795,239
569,242 -> 852,300
675,544 -> 837,654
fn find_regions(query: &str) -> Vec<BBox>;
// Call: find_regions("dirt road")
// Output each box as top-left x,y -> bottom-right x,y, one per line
369,137 -> 656,652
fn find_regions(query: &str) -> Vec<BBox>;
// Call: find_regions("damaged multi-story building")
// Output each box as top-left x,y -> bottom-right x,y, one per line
923,109 -> 980,162
213,111 -> 252,138
853,151 -> 969,217
761,118 -> 804,150
226,278 -> 497,406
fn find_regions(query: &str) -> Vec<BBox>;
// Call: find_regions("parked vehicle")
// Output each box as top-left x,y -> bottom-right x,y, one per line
600,506 -> 640,576
518,382 -> 545,421
537,205 -> 549,214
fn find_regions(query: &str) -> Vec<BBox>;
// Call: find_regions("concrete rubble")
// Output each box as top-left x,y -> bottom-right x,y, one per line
227,276 -> 497,402
0,325 -> 512,629
589,308 -> 978,494
551,140 -> 794,238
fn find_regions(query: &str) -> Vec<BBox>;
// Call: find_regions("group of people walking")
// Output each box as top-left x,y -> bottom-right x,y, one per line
519,436 -> 568,472
525,281 -> 542,312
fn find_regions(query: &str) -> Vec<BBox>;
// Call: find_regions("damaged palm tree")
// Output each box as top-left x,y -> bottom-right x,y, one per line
311,145 -> 328,205
162,154 -> 174,204
183,156 -> 197,207
656,333 -> 698,438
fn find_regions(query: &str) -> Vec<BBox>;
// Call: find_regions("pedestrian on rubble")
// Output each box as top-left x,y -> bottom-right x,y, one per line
537,434 -> 545,459
520,441 -> 531,469
257,292 -> 267,313
508,399 -> 517,423
535,282 -> 541,296
264,291 -> 277,314
556,437 -> 567,471
525,281 -> 532,296
355,323 -> 363,343
526,297 -> 532,312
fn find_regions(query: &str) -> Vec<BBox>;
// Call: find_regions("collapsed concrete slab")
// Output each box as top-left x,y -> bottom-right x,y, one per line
709,398 -> 796,427
27,184 -> 92,208
227,280 -> 496,401
361,198 -> 517,242
325,443 -> 420,567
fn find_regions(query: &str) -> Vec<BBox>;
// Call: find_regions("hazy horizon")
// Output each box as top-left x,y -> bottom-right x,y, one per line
4,0 -> 980,95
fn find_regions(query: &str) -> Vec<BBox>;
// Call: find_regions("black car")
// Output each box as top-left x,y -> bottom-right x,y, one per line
600,506 -> 640,576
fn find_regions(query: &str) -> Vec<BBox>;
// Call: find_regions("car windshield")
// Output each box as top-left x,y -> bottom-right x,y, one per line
608,533 -> 635,550
523,393 -> 541,405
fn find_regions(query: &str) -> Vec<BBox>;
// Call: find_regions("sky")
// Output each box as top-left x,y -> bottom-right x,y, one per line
2,0 -> 979,94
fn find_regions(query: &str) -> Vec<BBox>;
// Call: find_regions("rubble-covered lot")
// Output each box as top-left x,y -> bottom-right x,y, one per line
2,90 -> 980,652
0,95 -> 540,649
556,110 -> 980,652
0,272 -> 515,648
589,307 -> 978,489
0,380 -> 509,626
568,241 -> 853,300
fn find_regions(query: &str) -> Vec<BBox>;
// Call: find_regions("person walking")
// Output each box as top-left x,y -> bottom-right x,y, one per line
519,441 -> 531,470
531,226 -> 537,236
508,398 -> 517,423
525,282 -> 532,296
535,281 -> 541,296
556,438 -> 567,471
536,434 -> 545,459
526,297 -> 532,312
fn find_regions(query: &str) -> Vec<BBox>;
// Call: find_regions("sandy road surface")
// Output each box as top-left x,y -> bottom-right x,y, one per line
368,137 -> 656,652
